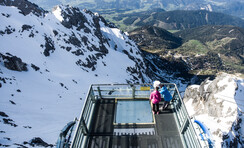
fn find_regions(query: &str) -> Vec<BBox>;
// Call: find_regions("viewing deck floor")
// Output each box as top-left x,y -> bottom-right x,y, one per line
88,99 -> 183,148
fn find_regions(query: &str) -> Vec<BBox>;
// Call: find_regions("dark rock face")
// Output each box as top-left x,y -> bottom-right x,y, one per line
92,14 -> 109,53
56,5 -> 91,32
129,26 -> 182,50
0,111 -> 9,117
0,112 -> 17,127
21,24 -> 32,32
31,64 -> 40,71
76,54 -> 100,71
123,50 -> 135,61
68,33 -> 82,47
141,50 -> 191,82
0,25 -> 15,35
9,100 -> 16,105
107,22 -> 117,28
53,5 -> 112,72
0,77 -> 6,88
0,0 -> 47,17
71,49 -> 84,56
43,36 -> 55,57
3,118 -> 17,127
0,53 -> 28,71
222,116 -> 244,147
21,24 -> 35,37
53,30 -> 58,36
28,137 -> 53,147
186,51 -> 224,70
57,5 -> 109,53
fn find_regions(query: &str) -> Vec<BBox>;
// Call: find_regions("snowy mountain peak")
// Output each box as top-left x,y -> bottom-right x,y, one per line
0,0 -> 149,79
0,1 -> 151,146
52,4 -> 106,31
0,0 -> 46,17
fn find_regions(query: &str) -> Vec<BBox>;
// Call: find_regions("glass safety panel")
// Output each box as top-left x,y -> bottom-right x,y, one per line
115,99 -> 154,124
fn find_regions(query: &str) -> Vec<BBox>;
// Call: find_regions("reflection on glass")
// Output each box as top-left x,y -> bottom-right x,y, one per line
115,100 -> 153,123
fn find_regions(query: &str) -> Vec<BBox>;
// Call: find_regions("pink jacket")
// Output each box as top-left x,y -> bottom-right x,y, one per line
150,90 -> 161,104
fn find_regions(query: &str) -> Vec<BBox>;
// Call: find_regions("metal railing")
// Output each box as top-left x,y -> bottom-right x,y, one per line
170,85 -> 204,148
70,83 -> 204,148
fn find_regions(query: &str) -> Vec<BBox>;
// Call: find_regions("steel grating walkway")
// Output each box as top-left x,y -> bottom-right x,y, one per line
88,99 -> 183,148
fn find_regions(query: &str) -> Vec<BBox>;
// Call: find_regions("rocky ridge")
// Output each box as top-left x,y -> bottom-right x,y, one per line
184,73 -> 244,147
129,26 -> 182,50
0,0 -> 47,16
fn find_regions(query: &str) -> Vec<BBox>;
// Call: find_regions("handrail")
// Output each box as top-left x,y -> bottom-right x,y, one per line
70,83 -> 205,148
71,85 -> 94,148
57,120 -> 76,148
172,83 -> 202,148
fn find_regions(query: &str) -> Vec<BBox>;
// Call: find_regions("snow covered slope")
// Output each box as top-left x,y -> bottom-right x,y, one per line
0,0 -> 150,147
184,73 -> 244,147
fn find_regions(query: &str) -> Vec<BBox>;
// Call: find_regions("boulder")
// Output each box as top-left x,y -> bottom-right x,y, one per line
29,137 -> 53,147
0,53 -> 28,71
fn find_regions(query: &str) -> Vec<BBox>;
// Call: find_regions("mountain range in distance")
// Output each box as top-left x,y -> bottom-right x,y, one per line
109,9 -> 244,32
27,0 -> 244,35
28,0 -> 244,19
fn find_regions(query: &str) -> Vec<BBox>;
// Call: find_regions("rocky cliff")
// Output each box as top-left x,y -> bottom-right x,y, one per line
184,73 -> 244,147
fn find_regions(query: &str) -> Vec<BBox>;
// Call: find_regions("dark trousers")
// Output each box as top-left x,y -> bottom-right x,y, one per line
163,101 -> 169,110
152,103 -> 159,112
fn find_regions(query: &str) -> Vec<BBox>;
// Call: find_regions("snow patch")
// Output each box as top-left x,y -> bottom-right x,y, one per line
52,6 -> 63,22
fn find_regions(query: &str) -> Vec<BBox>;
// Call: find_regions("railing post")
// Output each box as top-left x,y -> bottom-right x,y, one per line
180,118 -> 189,133
91,95 -> 98,103
172,87 -> 176,100
80,118 -> 88,135
90,87 -> 97,103
172,83 -> 203,148
132,85 -> 135,99
97,87 -> 102,99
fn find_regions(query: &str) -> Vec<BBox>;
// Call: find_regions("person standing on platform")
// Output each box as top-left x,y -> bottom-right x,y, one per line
150,81 -> 162,114
160,84 -> 172,110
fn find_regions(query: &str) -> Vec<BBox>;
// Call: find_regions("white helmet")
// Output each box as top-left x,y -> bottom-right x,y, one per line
153,80 -> 161,88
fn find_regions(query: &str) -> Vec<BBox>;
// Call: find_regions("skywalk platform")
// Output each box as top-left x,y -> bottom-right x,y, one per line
88,99 -> 183,148
70,84 -> 204,148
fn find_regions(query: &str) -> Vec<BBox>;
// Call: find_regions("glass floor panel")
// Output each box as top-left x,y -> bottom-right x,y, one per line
115,100 -> 154,124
